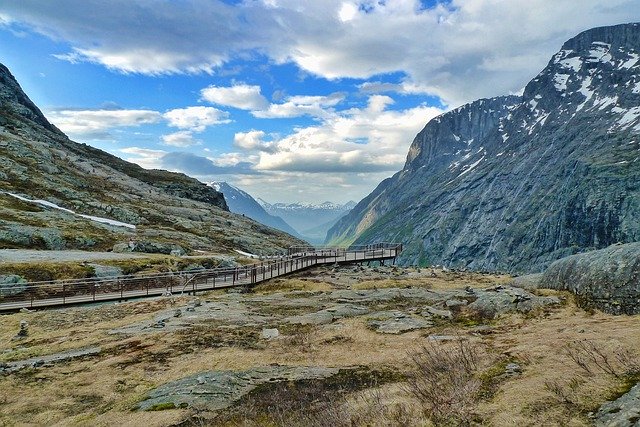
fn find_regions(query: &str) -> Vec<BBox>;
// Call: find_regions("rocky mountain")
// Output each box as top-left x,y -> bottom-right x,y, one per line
209,181 -> 301,239
0,63 -> 304,254
327,23 -> 640,273
259,199 -> 356,243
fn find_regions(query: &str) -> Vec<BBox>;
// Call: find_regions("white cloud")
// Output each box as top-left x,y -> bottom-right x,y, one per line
45,108 -> 163,139
120,146 -> 167,169
253,92 -> 346,119
201,84 -> 269,110
234,130 -> 275,152
161,131 -> 201,147
163,106 -> 230,132
5,0 -> 640,105
253,95 -> 444,173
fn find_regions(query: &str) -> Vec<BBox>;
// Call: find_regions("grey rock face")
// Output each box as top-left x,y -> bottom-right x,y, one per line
596,382 -> 640,427
367,310 -> 433,334
541,242 -> 640,314
327,23 -> 640,273
138,366 -> 340,411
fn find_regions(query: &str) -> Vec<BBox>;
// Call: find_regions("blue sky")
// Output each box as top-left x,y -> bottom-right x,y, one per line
1,0 -> 639,203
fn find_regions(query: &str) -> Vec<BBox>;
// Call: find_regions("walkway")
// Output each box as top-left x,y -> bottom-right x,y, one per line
0,243 -> 402,312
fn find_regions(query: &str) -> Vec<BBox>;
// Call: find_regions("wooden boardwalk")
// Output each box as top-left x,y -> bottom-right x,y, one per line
0,243 -> 402,312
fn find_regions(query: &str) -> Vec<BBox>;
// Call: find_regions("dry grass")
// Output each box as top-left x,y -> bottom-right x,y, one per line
251,278 -> 334,294
350,271 -> 511,291
0,268 -> 638,426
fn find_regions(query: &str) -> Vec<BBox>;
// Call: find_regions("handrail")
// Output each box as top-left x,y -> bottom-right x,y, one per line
0,243 -> 403,311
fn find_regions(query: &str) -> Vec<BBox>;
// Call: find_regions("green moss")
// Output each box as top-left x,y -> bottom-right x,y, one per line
146,402 -> 188,411
0,262 -> 95,282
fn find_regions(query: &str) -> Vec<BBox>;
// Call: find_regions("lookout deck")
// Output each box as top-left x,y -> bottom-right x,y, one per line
0,243 -> 402,312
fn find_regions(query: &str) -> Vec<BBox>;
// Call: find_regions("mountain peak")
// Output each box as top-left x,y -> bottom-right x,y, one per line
328,23 -> 640,272
0,63 -> 61,134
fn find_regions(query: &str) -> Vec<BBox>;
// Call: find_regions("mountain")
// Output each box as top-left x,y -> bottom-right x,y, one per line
0,63 -> 304,254
327,23 -> 640,273
209,181 -> 301,239
259,199 -> 356,243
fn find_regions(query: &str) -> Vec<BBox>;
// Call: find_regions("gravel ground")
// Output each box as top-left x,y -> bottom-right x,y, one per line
0,249 -> 149,263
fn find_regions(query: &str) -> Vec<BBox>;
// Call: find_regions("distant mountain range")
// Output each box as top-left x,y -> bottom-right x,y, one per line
328,23 -> 640,273
208,182 -> 301,239
0,63 -> 303,254
259,199 -> 356,244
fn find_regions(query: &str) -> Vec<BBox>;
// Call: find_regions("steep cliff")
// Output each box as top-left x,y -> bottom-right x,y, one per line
327,23 -> 640,272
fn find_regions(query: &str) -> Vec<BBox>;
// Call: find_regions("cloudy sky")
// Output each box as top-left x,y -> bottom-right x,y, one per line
1,0 -> 639,203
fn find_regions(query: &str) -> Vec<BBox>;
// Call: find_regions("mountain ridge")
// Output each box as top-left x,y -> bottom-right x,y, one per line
0,63 -> 303,254
209,181 -> 301,239
327,23 -> 640,272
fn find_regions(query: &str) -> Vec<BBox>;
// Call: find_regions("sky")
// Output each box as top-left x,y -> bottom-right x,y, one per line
1,1 -> 639,204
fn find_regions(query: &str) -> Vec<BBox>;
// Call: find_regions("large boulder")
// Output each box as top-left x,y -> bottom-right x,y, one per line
540,242 -> 640,314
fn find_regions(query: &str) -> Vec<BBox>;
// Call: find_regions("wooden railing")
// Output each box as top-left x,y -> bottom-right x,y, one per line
0,243 -> 402,311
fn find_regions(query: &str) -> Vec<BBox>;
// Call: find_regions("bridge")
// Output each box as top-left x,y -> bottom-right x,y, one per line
0,243 -> 402,312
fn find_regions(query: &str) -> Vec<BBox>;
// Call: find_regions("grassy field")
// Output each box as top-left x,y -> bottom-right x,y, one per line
0,266 -> 638,426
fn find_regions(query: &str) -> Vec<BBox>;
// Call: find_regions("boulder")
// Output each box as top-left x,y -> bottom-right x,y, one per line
0,274 -> 27,297
596,382 -> 640,426
541,242 -> 640,314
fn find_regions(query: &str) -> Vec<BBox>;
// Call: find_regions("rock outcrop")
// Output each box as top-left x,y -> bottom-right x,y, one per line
541,242 -> 640,314
327,23 -> 640,273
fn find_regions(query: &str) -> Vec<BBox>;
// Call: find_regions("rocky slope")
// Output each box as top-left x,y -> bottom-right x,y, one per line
327,23 -> 640,272
209,181 -> 301,239
0,63 -> 303,254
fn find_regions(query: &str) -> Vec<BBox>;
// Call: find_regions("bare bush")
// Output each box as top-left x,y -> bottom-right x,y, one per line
565,340 -> 640,379
405,340 -> 482,426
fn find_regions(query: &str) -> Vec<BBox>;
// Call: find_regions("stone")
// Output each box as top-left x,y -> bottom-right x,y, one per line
367,311 -> 433,334
1,347 -> 102,374
422,305 -> 453,320
595,382 -> 640,427
0,274 -> 27,297
541,242 -> 640,315
173,309 -> 182,318
138,366 -> 340,411
446,299 -> 468,308
12,320 -> 28,340
261,328 -> 280,340
505,363 -> 522,375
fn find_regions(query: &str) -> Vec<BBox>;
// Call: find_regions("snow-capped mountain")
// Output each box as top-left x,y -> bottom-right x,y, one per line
328,23 -> 640,272
258,199 -> 356,243
209,182 -> 300,238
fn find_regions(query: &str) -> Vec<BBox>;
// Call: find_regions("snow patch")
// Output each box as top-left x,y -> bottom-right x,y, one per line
558,56 -> 582,72
553,73 -> 570,92
576,76 -> 594,112
621,53 -> 639,69
3,192 -> 136,229
458,156 -> 485,178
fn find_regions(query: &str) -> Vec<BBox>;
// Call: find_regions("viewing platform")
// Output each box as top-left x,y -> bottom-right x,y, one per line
0,243 -> 402,312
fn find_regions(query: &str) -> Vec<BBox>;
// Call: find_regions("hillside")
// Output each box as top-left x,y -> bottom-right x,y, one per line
327,23 -> 640,272
0,63 -> 304,255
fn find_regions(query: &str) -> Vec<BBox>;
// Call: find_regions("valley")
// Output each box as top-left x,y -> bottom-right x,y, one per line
0,11 -> 640,427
